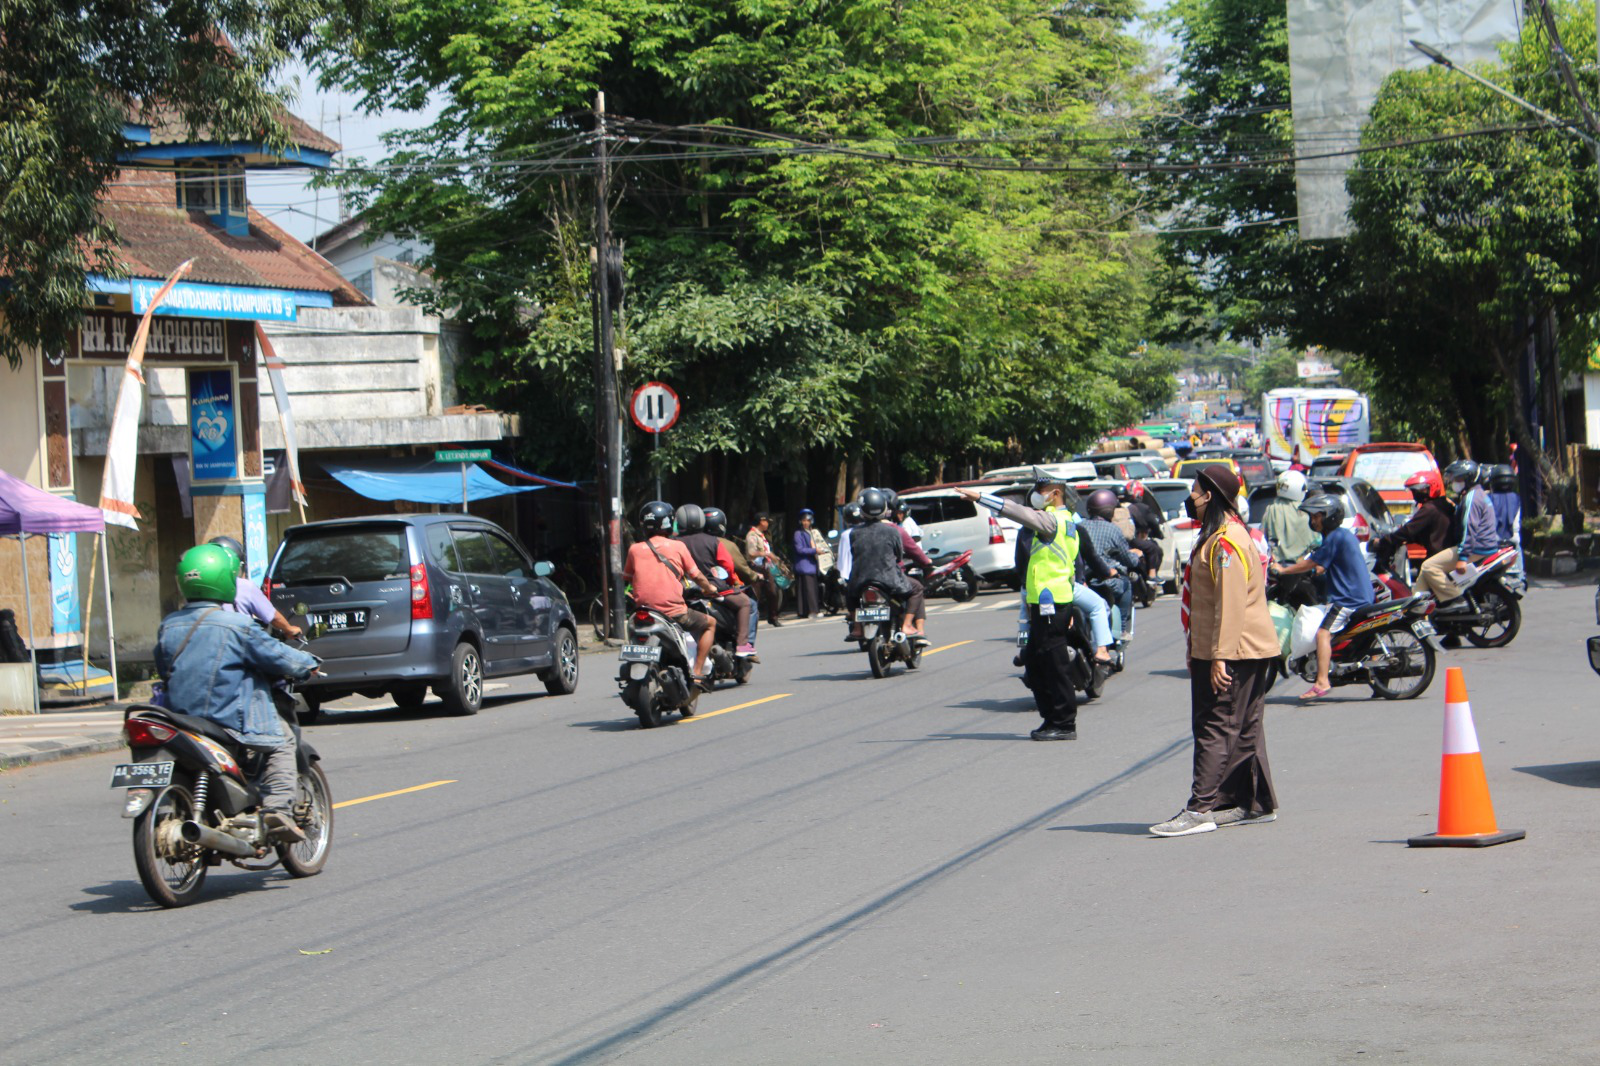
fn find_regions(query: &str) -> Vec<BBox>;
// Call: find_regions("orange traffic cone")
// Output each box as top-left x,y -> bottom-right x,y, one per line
1408,667 -> 1524,848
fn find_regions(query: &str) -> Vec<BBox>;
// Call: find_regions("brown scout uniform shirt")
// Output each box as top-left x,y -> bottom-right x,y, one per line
1185,519 -> 1281,662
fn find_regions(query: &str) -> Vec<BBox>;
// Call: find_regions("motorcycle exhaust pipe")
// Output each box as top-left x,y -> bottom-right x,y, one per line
179,819 -> 259,858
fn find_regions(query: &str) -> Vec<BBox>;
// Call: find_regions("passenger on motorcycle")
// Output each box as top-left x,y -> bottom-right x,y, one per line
624,501 -> 721,685
1486,464 -> 1521,545
1269,493 -> 1374,700
1370,473 -> 1454,576
847,488 -> 931,644
1416,460 -> 1498,614
1121,481 -> 1165,586
154,544 -> 319,843
207,535 -> 302,642
1261,471 -> 1318,609
705,507 -> 763,646
1082,489 -> 1141,639
674,504 -> 757,658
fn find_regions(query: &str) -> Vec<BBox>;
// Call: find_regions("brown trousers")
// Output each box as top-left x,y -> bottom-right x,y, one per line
1187,657 -> 1277,815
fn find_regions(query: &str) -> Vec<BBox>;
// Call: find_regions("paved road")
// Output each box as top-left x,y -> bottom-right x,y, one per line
3,584 -> 1599,1065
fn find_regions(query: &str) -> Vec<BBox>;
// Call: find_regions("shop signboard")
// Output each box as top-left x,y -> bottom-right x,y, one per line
189,369 -> 238,481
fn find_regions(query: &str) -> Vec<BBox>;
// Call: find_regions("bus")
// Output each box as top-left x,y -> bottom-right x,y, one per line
1262,387 -> 1369,464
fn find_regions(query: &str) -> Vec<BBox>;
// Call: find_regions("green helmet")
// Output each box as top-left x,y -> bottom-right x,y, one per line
176,544 -> 237,603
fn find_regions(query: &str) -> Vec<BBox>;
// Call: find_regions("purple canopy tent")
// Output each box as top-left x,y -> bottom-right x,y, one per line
0,469 -> 112,712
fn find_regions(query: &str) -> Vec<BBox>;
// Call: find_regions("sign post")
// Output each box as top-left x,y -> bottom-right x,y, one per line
435,449 -> 491,513
629,382 -> 681,500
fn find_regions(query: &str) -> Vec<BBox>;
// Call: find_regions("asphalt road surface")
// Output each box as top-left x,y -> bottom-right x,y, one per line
4,581 -> 1599,1065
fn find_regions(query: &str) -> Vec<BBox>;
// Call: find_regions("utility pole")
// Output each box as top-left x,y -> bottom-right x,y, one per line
592,92 -> 626,642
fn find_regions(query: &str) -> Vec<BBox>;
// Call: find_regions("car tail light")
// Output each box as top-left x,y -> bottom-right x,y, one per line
1173,518 -> 1199,531
261,578 -> 273,598
988,516 -> 1004,545
410,563 -> 433,619
1352,514 -> 1370,542
125,719 -> 177,747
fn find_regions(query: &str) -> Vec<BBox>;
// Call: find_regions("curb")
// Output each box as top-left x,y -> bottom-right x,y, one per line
0,735 -> 127,773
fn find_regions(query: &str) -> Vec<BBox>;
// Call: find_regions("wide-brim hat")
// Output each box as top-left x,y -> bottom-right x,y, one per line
1195,463 -> 1242,507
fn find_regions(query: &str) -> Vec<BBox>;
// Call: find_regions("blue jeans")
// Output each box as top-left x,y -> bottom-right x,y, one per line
1018,585 -> 1111,648
1092,575 -> 1134,637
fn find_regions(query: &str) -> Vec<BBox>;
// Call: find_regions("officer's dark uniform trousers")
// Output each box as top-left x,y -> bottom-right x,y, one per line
1024,605 -> 1078,731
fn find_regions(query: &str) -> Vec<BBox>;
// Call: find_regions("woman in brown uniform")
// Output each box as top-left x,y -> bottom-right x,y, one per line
1151,464 -> 1281,837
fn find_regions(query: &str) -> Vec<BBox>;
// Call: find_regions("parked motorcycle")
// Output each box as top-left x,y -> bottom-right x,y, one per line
617,606 -> 704,728
1280,595 -> 1443,700
858,583 -> 923,678
113,700 -> 333,908
1425,544 -> 1524,648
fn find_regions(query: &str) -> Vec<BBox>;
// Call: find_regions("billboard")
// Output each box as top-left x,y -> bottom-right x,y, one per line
1287,0 -> 1520,238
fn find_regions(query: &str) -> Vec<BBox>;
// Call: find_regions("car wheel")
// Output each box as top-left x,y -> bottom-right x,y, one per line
543,626 -> 580,696
441,641 -> 484,716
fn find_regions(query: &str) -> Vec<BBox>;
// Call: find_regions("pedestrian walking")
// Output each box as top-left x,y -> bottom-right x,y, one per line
1151,464 -> 1280,837
793,508 -> 822,618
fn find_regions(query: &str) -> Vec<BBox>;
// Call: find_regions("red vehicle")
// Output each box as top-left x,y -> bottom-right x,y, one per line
1333,444 -> 1442,562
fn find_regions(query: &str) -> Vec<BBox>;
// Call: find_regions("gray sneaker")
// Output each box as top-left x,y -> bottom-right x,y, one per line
1149,809 -> 1216,837
1212,807 -> 1277,828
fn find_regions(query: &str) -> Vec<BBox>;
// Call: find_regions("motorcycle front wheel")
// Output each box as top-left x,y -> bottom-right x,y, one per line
279,762 -> 334,877
1465,586 -> 1521,648
133,778 -> 207,908
1368,629 -> 1436,700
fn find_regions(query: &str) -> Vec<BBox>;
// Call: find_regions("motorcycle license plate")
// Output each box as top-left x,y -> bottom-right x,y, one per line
109,761 -> 173,789
307,609 -> 368,631
1411,620 -> 1437,639
857,606 -> 891,622
620,644 -> 662,663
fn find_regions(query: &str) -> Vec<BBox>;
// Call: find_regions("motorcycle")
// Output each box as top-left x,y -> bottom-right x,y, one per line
858,583 -> 923,678
1015,597 -> 1113,700
1279,595 -> 1443,700
690,589 -> 757,688
113,696 -> 333,908
924,549 -> 978,602
1425,544 -> 1524,648
616,605 -> 704,728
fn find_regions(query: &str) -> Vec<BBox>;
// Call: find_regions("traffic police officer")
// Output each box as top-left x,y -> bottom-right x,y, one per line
958,468 -> 1082,740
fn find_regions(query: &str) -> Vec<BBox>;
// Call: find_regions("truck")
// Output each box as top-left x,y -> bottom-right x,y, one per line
1262,387 -> 1369,464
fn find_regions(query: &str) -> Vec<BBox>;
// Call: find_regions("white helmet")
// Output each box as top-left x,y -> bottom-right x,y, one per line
1276,469 -> 1308,503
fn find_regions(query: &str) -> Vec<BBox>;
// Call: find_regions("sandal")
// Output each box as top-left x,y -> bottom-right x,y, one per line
1298,685 -> 1331,700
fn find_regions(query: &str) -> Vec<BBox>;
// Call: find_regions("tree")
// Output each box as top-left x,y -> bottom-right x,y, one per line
320,0 -> 1174,504
0,0 -> 350,366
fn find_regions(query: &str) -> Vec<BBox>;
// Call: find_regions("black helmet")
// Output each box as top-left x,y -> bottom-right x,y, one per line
842,502 -> 864,526
673,503 -> 705,534
1442,460 -> 1480,492
1488,463 -> 1517,492
1297,492 -> 1344,529
703,507 -> 728,536
207,534 -> 246,572
859,488 -> 889,520
879,488 -> 900,514
640,500 -> 674,535
1086,488 -> 1119,520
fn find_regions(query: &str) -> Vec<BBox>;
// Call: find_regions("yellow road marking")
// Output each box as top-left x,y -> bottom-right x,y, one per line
333,780 -> 457,809
921,640 -> 974,656
682,693 -> 792,723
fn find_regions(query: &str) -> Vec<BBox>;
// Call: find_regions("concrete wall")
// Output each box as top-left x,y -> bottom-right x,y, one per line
262,305 -> 444,422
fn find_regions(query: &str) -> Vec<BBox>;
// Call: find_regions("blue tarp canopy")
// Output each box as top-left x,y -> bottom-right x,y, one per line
322,460 -> 541,505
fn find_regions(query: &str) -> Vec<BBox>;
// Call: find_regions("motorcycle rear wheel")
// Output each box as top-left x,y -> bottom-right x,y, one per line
1084,661 -> 1107,700
867,634 -> 890,679
133,779 -> 207,908
733,657 -> 754,685
278,762 -> 334,877
1465,586 -> 1521,648
951,568 -> 978,603
1368,629 -> 1436,700
625,680 -> 663,729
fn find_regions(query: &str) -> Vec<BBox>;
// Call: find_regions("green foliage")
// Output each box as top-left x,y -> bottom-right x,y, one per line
320,0 -> 1173,489
0,0 -> 352,367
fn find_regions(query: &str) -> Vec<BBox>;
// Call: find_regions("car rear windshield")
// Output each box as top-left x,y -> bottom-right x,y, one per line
273,525 -> 409,585
1234,457 -> 1273,484
1350,450 -> 1433,492
1146,484 -> 1189,516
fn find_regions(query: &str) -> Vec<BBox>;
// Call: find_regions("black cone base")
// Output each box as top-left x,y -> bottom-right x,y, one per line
1407,828 -> 1526,848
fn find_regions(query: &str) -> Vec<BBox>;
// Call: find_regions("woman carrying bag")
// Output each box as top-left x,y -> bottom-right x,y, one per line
1151,464 -> 1280,838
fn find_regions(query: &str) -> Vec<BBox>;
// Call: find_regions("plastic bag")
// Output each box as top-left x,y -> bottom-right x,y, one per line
1267,601 -> 1295,659
1290,603 -> 1328,659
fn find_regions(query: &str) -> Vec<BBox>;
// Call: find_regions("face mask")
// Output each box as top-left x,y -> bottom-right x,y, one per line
1030,491 -> 1049,509
1183,496 -> 1200,520
1449,481 -> 1465,496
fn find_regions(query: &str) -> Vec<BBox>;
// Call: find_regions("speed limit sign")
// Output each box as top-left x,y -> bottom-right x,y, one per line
629,381 -> 680,434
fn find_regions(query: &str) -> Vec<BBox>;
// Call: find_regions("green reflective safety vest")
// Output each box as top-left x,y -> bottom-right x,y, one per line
1025,507 -> 1080,606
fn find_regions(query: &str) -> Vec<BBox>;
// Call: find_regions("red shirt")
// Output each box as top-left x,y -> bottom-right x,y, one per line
624,536 -> 704,616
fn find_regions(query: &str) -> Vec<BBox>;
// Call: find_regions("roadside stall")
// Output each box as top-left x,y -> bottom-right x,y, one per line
0,469 -> 116,711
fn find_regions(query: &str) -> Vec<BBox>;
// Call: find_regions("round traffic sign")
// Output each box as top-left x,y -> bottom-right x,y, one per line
630,381 -> 680,434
